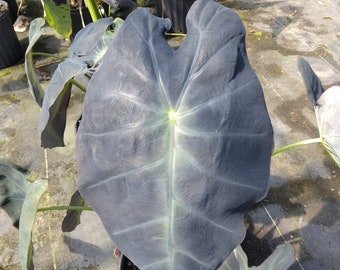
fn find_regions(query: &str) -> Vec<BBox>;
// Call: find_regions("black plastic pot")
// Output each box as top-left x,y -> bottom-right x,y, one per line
0,9 -> 23,69
70,6 -> 93,40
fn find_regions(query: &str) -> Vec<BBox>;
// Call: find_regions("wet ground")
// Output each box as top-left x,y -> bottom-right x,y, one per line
1,0 -> 339,269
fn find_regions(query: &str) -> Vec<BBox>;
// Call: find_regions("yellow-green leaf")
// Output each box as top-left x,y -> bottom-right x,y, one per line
42,0 -> 71,38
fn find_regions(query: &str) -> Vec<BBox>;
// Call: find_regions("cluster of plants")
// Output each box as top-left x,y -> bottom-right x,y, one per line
1,0 -> 339,269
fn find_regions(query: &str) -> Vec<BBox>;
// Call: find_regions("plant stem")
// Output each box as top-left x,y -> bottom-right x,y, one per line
37,206 -> 93,212
272,138 -> 322,156
31,52 -> 65,62
165,33 -> 186,37
69,79 -> 87,92
85,0 -> 102,21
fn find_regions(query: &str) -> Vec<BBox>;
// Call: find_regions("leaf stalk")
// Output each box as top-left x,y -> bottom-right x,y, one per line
272,138 -> 322,156
37,206 -> 93,212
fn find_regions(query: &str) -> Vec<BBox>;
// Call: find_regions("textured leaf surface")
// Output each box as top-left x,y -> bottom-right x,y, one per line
25,18 -> 46,107
77,0 -> 273,269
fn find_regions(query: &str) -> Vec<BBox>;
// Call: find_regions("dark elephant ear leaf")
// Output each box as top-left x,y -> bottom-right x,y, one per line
0,158 -> 27,228
40,63 -> 78,148
297,57 -> 324,105
62,190 -> 85,232
77,0 -> 273,269
39,18 -> 118,148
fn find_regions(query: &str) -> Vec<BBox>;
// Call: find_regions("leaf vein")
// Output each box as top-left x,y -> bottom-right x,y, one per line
85,157 -> 167,190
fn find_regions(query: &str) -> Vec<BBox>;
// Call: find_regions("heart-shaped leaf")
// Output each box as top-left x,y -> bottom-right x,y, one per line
76,0 -> 273,269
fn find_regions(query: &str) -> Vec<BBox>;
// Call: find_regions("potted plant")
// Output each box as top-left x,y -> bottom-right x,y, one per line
25,0 -> 295,269
0,0 -> 23,69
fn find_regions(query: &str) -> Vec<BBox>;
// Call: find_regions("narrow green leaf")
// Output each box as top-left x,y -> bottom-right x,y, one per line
19,179 -> 48,270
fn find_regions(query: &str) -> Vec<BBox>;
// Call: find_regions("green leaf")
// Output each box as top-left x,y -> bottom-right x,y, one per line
24,18 -> 46,107
19,179 -> 48,270
42,0 -> 72,38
